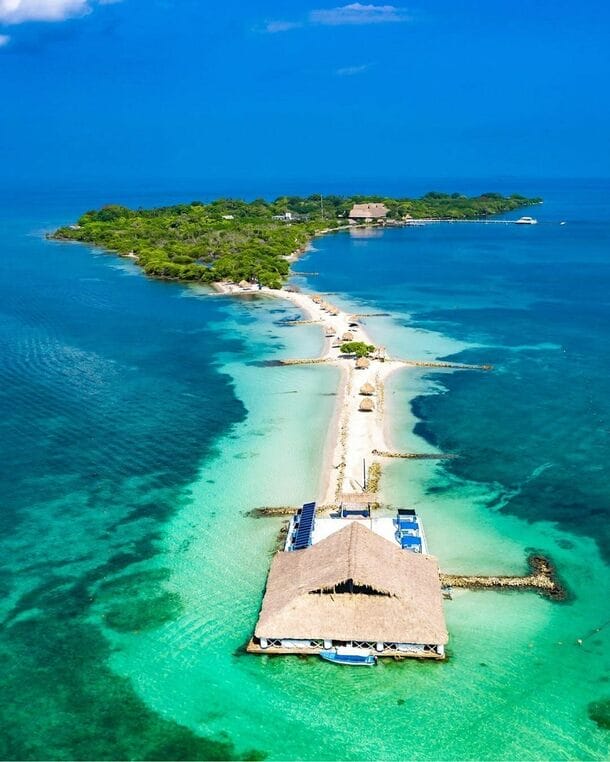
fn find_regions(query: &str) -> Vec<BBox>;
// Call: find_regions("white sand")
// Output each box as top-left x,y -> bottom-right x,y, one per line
216,282 -> 406,507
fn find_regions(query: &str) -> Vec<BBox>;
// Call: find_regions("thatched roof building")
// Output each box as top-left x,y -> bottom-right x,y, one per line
355,357 -> 370,369
254,522 -> 447,646
360,382 -> 375,395
341,331 -> 354,342
359,398 -> 375,412
349,203 -> 389,220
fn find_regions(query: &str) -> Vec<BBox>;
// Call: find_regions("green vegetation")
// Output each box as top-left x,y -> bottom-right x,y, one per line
341,341 -> 375,357
51,192 -> 540,288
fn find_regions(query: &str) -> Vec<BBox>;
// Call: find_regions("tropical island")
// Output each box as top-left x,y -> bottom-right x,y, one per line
51,192 -> 541,287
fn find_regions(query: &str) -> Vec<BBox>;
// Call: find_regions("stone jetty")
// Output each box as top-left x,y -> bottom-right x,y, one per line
284,319 -> 322,325
400,359 -> 494,371
278,357 -> 330,366
441,556 -> 565,600
372,450 -> 459,460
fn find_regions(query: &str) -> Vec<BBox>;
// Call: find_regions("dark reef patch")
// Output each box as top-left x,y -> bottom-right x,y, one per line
587,698 -> 610,730
0,612 -> 265,761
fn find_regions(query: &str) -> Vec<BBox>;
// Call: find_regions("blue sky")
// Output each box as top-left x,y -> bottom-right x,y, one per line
1,0 -> 609,186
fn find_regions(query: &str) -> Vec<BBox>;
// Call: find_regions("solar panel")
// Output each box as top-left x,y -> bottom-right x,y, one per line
292,502 -> 316,550
397,508 -> 416,516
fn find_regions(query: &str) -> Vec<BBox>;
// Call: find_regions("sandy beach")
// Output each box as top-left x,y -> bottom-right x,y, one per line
216,281 -> 405,508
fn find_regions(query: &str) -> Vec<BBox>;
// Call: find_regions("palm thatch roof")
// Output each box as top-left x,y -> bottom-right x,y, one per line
325,327 -> 336,337
355,357 -> 370,369
311,295 -> 323,303
238,280 -> 252,289
341,331 -> 354,342
254,522 -> 447,644
360,382 -> 375,395
359,398 -> 375,412
349,203 -> 389,220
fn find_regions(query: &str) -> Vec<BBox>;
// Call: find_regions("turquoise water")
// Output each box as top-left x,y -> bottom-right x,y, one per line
0,182 -> 609,760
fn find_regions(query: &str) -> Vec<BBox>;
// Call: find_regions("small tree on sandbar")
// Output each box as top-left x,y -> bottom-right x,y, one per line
340,341 -> 375,358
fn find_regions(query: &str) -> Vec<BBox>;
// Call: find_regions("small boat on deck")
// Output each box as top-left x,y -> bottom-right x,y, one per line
515,216 -> 538,225
319,646 -> 377,666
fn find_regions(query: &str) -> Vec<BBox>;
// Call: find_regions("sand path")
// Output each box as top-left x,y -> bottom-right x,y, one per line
263,286 -> 404,507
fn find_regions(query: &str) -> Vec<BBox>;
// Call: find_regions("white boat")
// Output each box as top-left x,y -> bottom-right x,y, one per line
515,216 -> 538,225
319,646 -> 377,666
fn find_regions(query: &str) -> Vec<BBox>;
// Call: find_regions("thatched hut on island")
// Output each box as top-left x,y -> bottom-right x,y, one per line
355,357 -> 370,370
359,398 -> 375,412
325,327 -> 336,338
248,521 -> 447,659
238,280 -> 252,290
311,295 -> 323,304
348,316 -> 359,327
349,203 -> 389,222
360,382 -> 375,396
341,331 -> 354,342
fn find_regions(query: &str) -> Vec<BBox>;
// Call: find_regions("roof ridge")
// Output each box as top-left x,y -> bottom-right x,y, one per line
346,519 -> 359,579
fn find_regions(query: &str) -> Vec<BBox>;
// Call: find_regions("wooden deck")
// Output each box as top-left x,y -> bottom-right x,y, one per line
246,640 -> 444,659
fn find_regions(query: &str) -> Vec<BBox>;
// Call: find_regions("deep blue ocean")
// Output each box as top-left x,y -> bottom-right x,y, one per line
0,190 -> 254,759
0,179 -> 609,760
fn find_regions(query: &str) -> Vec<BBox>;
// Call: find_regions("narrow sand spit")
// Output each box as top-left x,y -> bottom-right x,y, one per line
252,285 -> 405,508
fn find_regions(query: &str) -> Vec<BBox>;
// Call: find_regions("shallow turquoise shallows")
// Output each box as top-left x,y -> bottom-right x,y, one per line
0,181 -> 609,760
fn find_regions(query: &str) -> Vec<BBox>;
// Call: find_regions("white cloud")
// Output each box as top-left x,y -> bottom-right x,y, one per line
265,20 -> 302,34
0,0 -> 119,24
336,63 -> 370,76
0,32 -> 10,44
265,4 -> 410,33
311,4 -> 410,26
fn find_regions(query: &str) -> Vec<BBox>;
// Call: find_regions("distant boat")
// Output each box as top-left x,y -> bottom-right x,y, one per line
319,646 -> 377,666
515,216 -> 538,225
